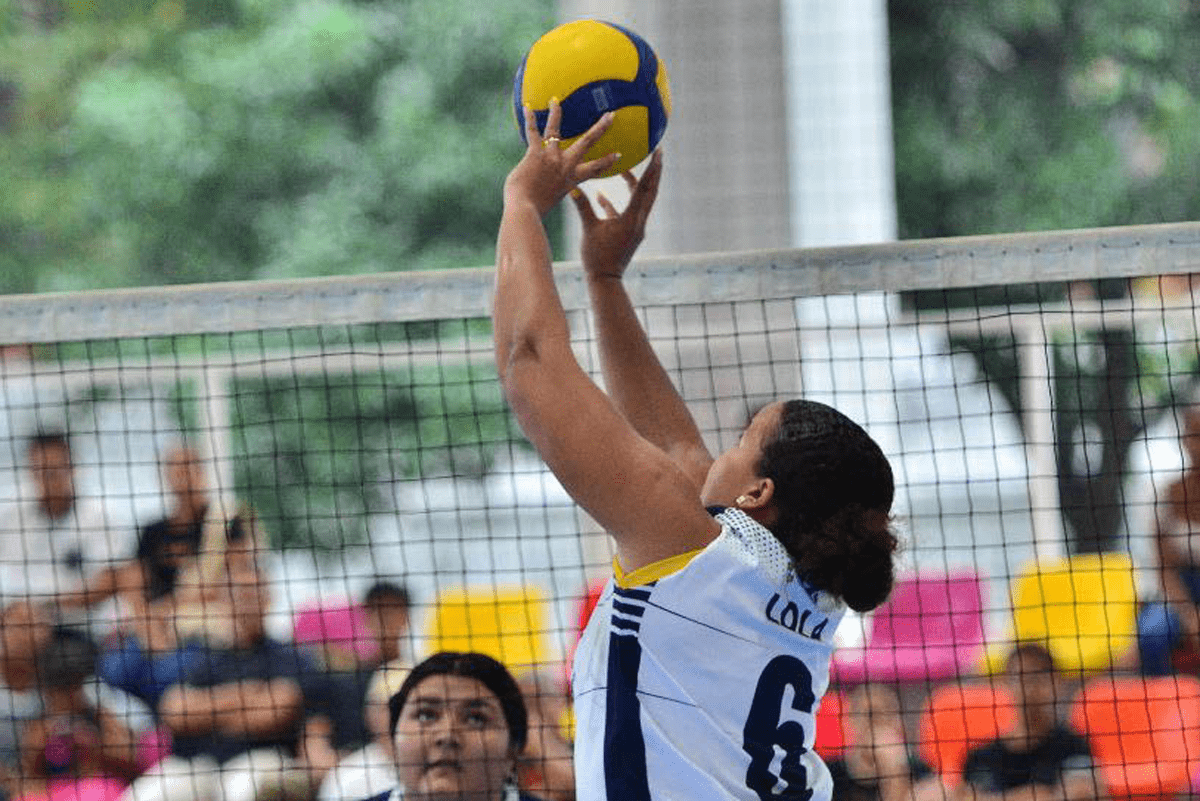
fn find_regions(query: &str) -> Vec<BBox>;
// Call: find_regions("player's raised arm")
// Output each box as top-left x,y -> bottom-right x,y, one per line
494,102 -> 721,571
570,151 -> 714,490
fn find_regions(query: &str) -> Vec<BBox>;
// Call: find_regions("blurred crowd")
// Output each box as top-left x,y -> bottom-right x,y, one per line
10,406 -> 1200,801
0,433 -> 575,801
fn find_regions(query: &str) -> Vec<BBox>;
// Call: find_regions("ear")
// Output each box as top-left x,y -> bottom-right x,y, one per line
735,478 -> 777,523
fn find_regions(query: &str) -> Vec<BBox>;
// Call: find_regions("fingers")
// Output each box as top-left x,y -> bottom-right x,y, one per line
570,187 -> 597,225
521,104 -> 540,149
627,149 -> 663,223
568,109 -> 615,158
574,152 -> 621,183
596,192 -> 619,219
544,97 -> 562,139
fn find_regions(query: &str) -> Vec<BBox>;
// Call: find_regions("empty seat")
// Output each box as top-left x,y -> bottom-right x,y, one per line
424,584 -> 551,673
982,552 -> 1137,675
832,568 -> 986,684
1069,675 -> 1200,801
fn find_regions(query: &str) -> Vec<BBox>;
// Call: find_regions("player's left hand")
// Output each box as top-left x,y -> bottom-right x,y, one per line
505,99 -> 619,216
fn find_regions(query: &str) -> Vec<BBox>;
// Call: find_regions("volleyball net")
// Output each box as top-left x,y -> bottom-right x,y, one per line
2,221 -> 1200,779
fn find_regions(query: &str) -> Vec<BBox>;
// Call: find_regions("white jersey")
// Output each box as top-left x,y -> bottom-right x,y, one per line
573,507 -> 846,800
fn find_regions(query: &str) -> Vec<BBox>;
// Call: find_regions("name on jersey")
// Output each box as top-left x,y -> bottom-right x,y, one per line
765,593 -> 828,640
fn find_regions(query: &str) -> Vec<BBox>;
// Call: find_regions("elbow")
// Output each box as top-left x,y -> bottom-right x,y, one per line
496,335 -> 540,399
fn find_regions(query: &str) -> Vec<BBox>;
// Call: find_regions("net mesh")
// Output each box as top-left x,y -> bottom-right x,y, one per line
1,220 -> 1199,797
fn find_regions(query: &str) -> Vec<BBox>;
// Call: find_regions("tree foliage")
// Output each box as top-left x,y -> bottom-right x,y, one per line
1,0 -> 551,550
0,0 -> 554,292
891,0 -> 1200,551
891,0 -> 1200,238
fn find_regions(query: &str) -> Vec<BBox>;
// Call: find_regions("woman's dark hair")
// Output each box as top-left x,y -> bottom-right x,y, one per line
757,399 -> 898,613
388,651 -> 528,752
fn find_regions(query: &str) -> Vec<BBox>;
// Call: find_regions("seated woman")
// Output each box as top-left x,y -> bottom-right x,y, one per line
368,652 -> 553,801
97,506 -> 262,711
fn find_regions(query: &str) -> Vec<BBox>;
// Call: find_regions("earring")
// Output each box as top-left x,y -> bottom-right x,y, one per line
735,495 -> 749,508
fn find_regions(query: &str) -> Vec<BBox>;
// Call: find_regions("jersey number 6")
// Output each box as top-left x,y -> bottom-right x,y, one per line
742,654 -> 816,800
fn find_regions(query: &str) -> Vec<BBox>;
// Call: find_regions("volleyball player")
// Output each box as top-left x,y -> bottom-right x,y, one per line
494,101 -> 899,800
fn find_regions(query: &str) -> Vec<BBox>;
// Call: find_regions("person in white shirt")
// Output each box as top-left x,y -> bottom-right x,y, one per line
0,432 -> 126,606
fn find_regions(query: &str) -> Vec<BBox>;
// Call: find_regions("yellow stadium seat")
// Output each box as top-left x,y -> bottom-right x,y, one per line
981,552 -> 1137,675
424,584 -> 551,674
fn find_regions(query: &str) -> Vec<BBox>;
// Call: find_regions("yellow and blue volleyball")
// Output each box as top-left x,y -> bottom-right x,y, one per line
513,20 -> 671,179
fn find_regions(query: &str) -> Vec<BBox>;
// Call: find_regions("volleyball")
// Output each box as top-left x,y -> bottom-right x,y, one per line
513,20 -> 671,179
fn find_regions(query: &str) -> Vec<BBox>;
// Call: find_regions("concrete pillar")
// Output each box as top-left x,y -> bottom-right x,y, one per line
557,0 -> 793,257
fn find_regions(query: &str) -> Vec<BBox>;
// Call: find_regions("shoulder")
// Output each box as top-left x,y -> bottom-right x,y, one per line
909,753 -> 934,780
137,518 -> 170,553
824,758 -> 851,784
613,507 -> 769,588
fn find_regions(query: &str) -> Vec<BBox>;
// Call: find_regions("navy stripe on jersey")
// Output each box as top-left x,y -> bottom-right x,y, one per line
612,599 -> 645,617
612,616 -> 640,633
604,586 -> 652,800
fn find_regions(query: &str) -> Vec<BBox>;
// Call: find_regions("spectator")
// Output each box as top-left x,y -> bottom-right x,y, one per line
14,629 -> 140,801
65,445 -> 210,648
292,601 -> 380,756
313,661 -> 407,801
0,602 -> 55,795
958,643 -> 1095,801
825,684 -> 942,801
119,566 -> 320,801
134,445 -> 210,605
0,432 -> 126,610
1139,404 -> 1200,674
368,651 -> 549,801
361,582 -> 410,666
514,672 -> 574,801
170,507 -> 264,649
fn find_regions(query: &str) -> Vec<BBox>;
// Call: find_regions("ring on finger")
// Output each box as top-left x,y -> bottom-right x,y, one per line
542,136 -> 561,147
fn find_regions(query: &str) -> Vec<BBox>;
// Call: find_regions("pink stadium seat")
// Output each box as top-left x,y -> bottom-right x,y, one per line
292,598 -> 380,664
832,568 -> 986,684
813,690 -> 848,759
918,679 -> 1017,787
1070,675 -> 1200,801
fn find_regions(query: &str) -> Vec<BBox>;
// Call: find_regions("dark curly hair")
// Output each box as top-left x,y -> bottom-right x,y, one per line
757,399 -> 898,612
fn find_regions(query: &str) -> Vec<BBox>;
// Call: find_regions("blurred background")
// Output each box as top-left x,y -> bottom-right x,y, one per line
3,0 -> 1200,291
2,0 -> 1200,638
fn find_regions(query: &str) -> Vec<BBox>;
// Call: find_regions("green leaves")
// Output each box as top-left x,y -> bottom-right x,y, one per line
891,0 -> 1200,239
0,0 -> 551,291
